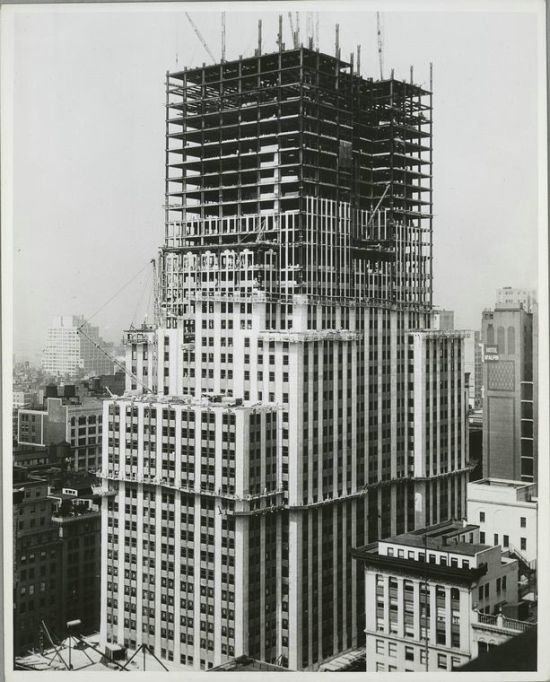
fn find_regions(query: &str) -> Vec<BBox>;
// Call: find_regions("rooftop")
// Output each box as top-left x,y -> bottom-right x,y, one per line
473,478 -> 531,489
385,533 -> 488,557
210,655 -> 289,672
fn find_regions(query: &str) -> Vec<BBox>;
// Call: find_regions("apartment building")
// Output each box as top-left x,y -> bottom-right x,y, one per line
352,520 -> 519,672
42,315 -> 114,377
18,396 -> 103,472
13,472 -> 63,656
49,473 -> 102,634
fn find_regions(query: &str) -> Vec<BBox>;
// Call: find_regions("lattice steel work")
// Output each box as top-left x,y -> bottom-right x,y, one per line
161,48 -> 432,319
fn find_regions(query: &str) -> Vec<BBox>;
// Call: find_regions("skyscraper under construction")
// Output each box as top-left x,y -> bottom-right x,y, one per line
98,40 -> 469,671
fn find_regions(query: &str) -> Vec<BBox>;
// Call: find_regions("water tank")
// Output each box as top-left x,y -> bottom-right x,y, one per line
45,384 -> 58,398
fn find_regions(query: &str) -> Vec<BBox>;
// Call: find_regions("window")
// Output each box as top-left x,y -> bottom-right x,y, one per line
496,577 -> 501,594
484,583 -> 489,598
388,642 -> 397,658
438,654 -> 447,670
480,532 -> 485,543
520,517 -> 526,528
479,511 -> 485,523
521,537 -> 527,551
388,666 -> 397,672
376,663 -> 385,672
478,586 -> 483,601
376,640 -> 384,654
502,576 -> 507,591
405,647 -> 414,661
452,657 -> 462,670
494,534 -> 499,546
420,649 -> 427,664
503,535 -> 509,548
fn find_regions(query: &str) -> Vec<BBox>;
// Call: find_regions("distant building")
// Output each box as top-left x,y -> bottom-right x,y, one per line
13,442 -> 71,471
352,520 -> 519,672
42,315 -> 114,378
12,390 -> 41,445
467,479 -> 537,565
496,287 -> 536,313
431,310 -> 455,331
464,331 -> 482,410
18,395 -> 103,472
481,300 -> 536,483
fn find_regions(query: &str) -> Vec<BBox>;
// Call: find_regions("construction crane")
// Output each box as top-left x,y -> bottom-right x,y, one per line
185,12 -> 216,63
76,322 -> 154,395
376,12 -> 384,80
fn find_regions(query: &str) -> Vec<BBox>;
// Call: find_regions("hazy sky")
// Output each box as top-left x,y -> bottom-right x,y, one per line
5,2 -> 543,359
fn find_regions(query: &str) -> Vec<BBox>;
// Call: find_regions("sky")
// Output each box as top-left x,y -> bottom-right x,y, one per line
4,2 -> 544,360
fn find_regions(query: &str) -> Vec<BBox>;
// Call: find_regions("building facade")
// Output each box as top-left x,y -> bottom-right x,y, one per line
352,521 -> 519,672
13,473 -> 63,656
42,315 -> 114,378
18,396 -> 103,472
496,287 -> 536,313
431,310 -> 454,331
49,475 -> 102,634
464,331 -> 482,410
481,302 -> 536,483
467,479 -> 537,565
98,46 -> 470,671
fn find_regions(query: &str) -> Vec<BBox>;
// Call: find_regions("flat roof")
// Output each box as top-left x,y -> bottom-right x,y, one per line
472,478 -> 530,489
384,534 -> 488,557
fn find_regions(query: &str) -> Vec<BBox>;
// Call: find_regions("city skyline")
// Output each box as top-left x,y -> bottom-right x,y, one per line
6,4 -> 543,359
4,2 -> 547,675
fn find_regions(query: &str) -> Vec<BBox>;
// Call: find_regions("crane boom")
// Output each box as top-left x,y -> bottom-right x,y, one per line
76,323 -> 154,395
185,12 -> 216,63
376,12 -> 384,80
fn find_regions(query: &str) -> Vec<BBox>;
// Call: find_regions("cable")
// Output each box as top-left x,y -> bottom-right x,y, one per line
132,268 -> 153,328
81,262 -> 150,329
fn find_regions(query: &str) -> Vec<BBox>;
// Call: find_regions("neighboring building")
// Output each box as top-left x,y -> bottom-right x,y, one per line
13,442 -> 71,472
18,396 -> 103,472
49,473 -> 102,634
481,300 -> 536,483
12,390 -> 41,445
42,315 -> 114,378
467,479 -> 537,565
464,331 -> 482,410
13,469 -> 102,659
98,45 -> 470,671
496,287 -> 536,313
468,413 -> 483,482
352,520 -> 520,672
13,472 -> 63,656
457,626 -> 537,671
431,309 -> 454,331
